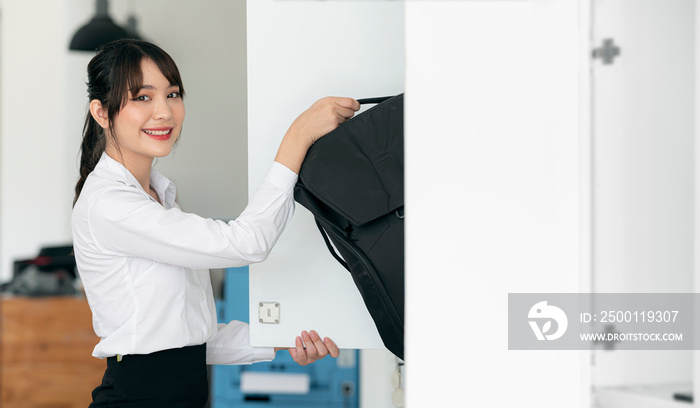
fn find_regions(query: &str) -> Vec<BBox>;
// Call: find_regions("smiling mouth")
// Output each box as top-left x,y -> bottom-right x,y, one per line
142,128 -> 173,140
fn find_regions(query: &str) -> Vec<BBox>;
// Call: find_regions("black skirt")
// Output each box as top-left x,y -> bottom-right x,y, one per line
89,344 -> 208,408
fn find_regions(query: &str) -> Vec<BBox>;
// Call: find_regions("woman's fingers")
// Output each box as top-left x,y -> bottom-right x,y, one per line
290,335 -> 308,365
288,96 -> 360,145
301,330 -> 319,361
323,336 -> 341,358
315,96 -> 359,111
313,97 -> 360,134
333,96 -> 361,111
334,97 -> 360,118
308,330 -> 328,359
336,106 -> 357,124
286,330 -> 340,366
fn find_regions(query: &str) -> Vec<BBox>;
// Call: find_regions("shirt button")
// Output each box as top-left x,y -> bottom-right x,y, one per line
201,293 -> 206,300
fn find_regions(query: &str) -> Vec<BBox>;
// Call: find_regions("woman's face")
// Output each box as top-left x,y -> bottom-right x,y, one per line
108,58 -> 185,165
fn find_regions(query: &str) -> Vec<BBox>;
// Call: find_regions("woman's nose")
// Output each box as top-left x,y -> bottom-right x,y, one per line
153,97 -> 172,120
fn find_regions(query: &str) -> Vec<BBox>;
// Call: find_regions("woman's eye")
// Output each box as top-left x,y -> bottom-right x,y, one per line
133,95 -> 150,101
168,91 -> 182,99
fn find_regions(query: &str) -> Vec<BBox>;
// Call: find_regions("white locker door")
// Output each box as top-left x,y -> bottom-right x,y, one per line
405,1 -> 585,406
591,0 -> 694,392
246,1 -> 404,351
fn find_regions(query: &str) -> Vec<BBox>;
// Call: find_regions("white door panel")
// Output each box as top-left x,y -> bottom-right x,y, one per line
591,0 -> 694,390
246,0 -> 404,350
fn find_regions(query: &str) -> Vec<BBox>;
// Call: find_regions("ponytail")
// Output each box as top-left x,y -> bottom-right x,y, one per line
73,113 -> 106,206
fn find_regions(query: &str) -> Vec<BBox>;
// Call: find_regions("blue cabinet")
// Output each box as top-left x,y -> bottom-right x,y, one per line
211,267 -> 359,408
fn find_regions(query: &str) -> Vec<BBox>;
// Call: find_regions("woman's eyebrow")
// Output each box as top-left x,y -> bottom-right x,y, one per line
141,84 -> 179,90
132,84 -> 179,92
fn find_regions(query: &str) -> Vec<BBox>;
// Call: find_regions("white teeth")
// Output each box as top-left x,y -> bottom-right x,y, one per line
143,129 -> 170,136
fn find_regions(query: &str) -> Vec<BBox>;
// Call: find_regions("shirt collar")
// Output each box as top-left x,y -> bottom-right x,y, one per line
94,152 -> 178,208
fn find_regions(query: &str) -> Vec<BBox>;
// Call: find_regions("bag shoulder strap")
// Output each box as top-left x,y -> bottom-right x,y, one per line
314,219 -> 350,272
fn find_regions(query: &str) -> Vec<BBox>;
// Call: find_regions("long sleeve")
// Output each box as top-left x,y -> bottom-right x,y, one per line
205,321 -> 276,365
85,162 -> 298,270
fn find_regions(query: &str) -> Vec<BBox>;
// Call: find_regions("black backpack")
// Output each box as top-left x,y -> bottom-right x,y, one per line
294,94 -> 404,360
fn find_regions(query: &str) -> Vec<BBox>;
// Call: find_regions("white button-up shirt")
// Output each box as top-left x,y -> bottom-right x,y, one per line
72,153 -> 297,364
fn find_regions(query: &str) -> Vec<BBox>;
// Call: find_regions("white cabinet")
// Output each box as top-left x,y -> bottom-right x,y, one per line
245,0 -> 404,352
245,3 -> 405,406
588,0 -> 697,406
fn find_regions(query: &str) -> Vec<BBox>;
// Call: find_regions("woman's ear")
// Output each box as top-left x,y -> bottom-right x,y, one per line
89,100 -> 109,129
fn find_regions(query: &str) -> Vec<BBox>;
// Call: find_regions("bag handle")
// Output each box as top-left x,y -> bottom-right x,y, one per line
356,96 -> 394,105
314,219 -> 351,272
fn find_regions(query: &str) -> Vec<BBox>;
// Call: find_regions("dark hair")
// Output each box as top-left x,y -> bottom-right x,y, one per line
73,39 -> 185,206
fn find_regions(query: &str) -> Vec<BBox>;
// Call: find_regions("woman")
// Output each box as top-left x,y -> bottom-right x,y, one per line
71,39 -> 359,407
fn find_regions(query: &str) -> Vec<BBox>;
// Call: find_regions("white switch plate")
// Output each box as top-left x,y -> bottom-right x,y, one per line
258,301 -> 280,324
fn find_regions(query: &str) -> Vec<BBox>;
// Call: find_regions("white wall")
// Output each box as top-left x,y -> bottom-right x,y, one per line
0,0 -> 248,282
405,1 -> 587,406
113,0 -> 249,221
0,0 -> 72,282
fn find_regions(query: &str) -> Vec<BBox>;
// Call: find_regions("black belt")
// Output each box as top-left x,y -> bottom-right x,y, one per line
107,344 -> 206,370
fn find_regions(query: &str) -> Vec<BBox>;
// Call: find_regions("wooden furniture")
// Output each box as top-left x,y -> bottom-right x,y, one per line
0,296 -> 104,408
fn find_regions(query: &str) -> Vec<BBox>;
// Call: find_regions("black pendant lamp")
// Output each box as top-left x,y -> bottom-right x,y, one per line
69,0 -> 137,52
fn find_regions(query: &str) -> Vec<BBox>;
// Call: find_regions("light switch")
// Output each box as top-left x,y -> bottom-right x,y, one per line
258,301 -> 280,324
